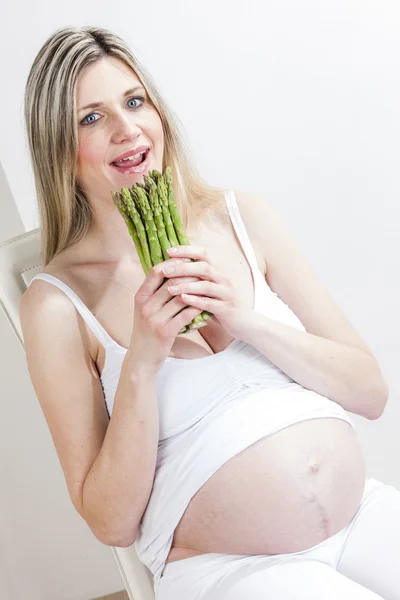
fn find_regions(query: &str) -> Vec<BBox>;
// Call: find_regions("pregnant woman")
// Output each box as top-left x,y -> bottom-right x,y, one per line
21,26 -> 399,599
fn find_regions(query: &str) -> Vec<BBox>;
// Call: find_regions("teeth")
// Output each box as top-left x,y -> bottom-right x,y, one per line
119,150 -> 146,162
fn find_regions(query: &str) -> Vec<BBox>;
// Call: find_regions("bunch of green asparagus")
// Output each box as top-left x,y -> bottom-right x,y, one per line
112,166 -> 213,334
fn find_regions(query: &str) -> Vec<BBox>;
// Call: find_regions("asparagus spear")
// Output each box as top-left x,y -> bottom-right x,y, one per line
115,189 -> 153,274
132,186 -> 164,266
112,192 -> 146,271
149,169 -> 162,183
164,166 -> 190,245
143,175 -> 171,261
152,174 -> 180,247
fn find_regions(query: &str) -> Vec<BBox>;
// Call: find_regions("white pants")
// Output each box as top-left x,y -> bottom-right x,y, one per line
156,478 -> 400,599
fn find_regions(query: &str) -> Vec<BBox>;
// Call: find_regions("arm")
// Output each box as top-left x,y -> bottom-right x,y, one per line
236,190 -> 389,420
20,281 -> 159,547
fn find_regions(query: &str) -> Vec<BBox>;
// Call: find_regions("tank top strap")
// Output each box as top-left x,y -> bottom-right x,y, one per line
224,189 -> 261,276
29,273 -> 115,349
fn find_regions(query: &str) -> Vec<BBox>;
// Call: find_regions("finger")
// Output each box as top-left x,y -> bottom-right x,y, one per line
137,258 -> 192,298
162,260 -> 222,284
166,245 -> 208,261
155,295 -> 191,322
144,275 -> 200,316
167,280 -> 229,300
178,293 -> 222,313
168,305 -> 204,337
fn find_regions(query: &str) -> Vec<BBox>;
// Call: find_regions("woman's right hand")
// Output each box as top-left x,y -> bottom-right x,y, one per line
127,258 -> 204,373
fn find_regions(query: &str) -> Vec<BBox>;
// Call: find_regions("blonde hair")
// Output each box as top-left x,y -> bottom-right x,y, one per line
24,26 -> 228,266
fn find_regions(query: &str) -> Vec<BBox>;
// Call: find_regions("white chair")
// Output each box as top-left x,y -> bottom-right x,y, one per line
0,229 -> 155,600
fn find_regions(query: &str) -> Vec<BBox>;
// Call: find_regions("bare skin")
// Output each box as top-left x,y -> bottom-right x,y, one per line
43,201 -> 367,564
168,420 -> 366,561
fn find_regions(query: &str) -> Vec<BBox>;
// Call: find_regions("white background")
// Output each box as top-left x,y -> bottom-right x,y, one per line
1,1 -> 399,598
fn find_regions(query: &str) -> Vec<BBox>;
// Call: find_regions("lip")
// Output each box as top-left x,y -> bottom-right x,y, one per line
110,148 -> 151,175
110,145 -> 150,164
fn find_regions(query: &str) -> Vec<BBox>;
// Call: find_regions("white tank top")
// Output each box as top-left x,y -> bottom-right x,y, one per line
29,189 -> 355,592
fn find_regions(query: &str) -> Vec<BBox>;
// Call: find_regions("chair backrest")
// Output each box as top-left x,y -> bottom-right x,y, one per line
0,229 -> 155,600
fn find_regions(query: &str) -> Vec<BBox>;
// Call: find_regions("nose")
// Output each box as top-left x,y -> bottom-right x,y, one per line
111,110 -> 142,144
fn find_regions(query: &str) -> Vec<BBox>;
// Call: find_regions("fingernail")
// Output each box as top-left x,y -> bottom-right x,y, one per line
167,247 -> 178,253
164,266 -> 175,274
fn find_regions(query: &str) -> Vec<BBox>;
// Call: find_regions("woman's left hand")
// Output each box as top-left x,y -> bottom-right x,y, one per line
165,245 -> 256,339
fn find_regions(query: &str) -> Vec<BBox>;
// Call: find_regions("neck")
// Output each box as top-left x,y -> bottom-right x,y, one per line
84,196 -> 139,263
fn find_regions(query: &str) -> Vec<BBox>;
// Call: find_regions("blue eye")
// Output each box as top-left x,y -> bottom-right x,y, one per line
81,113 -> 100,126
127,96 -> 145,109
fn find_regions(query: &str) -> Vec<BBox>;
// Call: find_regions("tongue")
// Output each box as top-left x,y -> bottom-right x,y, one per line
114,154 -> 143,168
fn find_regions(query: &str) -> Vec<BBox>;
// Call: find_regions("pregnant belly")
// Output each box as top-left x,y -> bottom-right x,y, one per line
167,418 -> 366,562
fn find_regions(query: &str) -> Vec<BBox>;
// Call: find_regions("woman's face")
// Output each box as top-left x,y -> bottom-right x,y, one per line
76,56 -> 164,202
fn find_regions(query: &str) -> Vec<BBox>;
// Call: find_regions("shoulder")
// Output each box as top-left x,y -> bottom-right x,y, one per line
20,244 -> 89,334
20,277 -> 93,360
232,188 -> 278,238
232,188 -> 286,241
231,188 -> 281,275
232,187 -> 308,270
232,186 -> 318,296
21,277 -> 75,328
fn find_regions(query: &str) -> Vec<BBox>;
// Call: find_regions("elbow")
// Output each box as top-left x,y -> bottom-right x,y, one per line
351,354 -> 389,420
82,507 -> 138,547
362,377 -> 390,421
110,535 -> 137,548
92,525 -> 137,548
80,488 -> 138,548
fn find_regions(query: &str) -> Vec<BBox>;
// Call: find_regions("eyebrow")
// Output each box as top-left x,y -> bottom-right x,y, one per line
78,86 -> 145,113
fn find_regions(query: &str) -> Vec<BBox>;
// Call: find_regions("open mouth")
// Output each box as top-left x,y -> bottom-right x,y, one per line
111,149 -> 150,174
